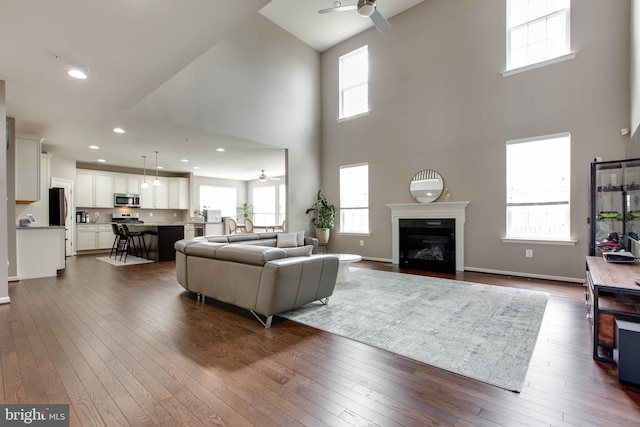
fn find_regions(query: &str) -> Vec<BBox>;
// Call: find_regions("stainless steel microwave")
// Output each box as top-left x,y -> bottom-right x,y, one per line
114,193 -> 141,208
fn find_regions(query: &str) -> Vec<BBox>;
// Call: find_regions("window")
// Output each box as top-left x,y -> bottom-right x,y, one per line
506,133 -> 570,240
340,164 -> 369,234
253,186 -> 276,225
507,0 -> 570,70
199,185 -> 236,217
278,184 -> 286,224
339,46 -> 368,119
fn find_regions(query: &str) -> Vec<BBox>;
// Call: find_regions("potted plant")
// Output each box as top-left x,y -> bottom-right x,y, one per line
237,202 -> 253,220
305,188 -> 336,245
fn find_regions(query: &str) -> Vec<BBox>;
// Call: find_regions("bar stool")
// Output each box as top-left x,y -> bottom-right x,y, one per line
109,223 -> 125,258
120,224 -> 148,262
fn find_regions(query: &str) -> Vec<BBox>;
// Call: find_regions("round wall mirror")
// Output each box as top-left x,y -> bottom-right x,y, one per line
410,169 -> 444,203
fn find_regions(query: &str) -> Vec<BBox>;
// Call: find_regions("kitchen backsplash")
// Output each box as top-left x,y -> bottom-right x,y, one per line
76,208 -> 189,223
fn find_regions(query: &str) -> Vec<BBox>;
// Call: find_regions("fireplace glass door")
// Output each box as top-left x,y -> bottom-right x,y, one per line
399,218 -> 456,273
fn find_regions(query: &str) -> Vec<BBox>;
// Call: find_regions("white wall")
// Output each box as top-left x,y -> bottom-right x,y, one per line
130,15 -> 322,236
321,0 -> 630,281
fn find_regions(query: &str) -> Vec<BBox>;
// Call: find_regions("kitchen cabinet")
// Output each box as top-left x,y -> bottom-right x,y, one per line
76,169 -> 114,208
76,224 -> 99,250
589,158 -> 640,255
113,173 -> 142,195
15,134 -> 42,203
76,224 -> 115,251
98,224 -> 115,248
141,177 -> 168,209
168,177 -> 189,209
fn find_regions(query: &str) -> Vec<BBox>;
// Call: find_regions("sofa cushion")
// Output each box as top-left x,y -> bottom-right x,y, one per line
283,245 -> 313,257
184,242 -> 227,258
277,232 -> 299,248
216,244 -> 287,266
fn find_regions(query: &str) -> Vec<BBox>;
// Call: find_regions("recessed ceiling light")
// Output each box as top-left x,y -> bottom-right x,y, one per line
89,145 -> 99,150
113,127 -> 125,134
156,166 -> 163,169
68,66 -> 89,79
193,166 -> 200,170
181,159 -> 189,163
216,148 -> 225,152
97,159 -> 106,163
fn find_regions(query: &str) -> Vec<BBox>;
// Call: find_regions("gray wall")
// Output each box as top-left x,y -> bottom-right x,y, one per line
320,0 -> 630,281
0,82 -> 8,301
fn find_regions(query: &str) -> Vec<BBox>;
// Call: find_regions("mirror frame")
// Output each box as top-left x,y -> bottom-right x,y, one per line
410,169 -> 444,203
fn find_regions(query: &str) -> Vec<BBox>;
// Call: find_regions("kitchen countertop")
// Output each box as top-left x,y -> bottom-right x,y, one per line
17,225 -> 66,230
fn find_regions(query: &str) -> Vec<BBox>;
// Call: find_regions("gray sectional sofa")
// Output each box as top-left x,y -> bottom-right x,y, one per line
174,232 -> 339,327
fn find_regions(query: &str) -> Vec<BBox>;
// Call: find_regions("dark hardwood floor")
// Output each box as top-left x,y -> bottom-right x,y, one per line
2,255 -> 640,426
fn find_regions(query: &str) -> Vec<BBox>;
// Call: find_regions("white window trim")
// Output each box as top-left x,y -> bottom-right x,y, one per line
337,111 -> 370,123
505,0 -> 572,75
338,45 -> 369,120
501,238 -> 577,245
505,132 -> 571,242
339,162 -> 370,234
502,52 -> 576,77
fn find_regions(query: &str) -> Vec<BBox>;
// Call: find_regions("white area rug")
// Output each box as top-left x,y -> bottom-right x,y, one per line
96,256 -> 154,266
279,267 -> 549,392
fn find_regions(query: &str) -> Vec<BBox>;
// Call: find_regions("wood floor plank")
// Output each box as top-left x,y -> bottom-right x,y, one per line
2,255 -> 640,427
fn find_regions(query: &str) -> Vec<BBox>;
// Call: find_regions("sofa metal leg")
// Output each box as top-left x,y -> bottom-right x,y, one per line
250,311 -> 273,328
320,297 -> 329,306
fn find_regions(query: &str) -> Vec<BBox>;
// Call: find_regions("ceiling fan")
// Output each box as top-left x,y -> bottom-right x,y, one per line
319,0 -> 391,33
258,170 -> 281,182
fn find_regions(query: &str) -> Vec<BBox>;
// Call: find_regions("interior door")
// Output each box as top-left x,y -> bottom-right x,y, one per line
51,177 -> 74,256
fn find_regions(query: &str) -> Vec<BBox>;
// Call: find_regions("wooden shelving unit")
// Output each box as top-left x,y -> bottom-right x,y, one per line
586,256 -> 640,363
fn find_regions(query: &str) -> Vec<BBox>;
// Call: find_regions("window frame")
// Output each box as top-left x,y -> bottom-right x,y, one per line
339,163 -> 370,235
338,45 -> 369,121
506,0 -> 571,72
199,185 -> 237,218
504,132 -> 574,244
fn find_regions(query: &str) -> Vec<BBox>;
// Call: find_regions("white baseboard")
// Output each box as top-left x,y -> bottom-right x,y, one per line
8,276 -> 19,282
0,296 -> 11,305
464,266 -> 584,284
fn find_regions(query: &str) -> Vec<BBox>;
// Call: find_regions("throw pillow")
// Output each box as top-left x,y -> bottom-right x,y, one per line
296,230 -> 305,246
283,245 -> 313,257
277,232 -> 298,248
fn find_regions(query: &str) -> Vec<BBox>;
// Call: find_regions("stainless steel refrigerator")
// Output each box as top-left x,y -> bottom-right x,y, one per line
49,187 -> 67,226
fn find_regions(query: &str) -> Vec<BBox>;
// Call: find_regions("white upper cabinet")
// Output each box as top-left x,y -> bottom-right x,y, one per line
113,173 -> 142,195
141,177 -> 168,208
76,169 -> 114,208
168,177 -> 189,209
15,135 -> 42,203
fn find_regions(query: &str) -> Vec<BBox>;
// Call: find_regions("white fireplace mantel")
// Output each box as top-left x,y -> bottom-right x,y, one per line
386,202 -> 470,271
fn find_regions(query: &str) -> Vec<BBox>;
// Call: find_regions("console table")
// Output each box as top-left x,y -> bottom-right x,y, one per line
585,256 -> 640,363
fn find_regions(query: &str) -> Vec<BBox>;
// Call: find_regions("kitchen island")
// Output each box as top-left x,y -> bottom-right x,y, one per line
127,223 -> 184,262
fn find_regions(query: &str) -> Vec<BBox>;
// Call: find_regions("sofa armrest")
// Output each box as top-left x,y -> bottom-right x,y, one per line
304,236 -> 319,254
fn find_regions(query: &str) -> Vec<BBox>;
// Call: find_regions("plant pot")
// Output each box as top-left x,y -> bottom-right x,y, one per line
315,228 -> 331,245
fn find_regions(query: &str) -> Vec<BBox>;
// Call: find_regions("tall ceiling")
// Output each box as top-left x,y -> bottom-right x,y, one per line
0,0 -> 422,181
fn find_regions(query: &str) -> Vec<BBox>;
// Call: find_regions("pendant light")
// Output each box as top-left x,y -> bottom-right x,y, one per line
141,155 -> 149,189
152,151 -> 161,186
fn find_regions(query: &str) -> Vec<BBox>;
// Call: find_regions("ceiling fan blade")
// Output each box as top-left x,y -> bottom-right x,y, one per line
370,10 -> 391,32
319,5 -> 357,14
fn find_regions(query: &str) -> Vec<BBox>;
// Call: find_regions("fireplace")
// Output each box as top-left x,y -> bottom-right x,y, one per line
387,202 -> 469,272
400,218 -> 455,273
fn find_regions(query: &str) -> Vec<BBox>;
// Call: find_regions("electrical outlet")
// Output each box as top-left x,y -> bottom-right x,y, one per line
173,213 -> 177,217
525,249 -> 533,258
360,240 -> 364,246
149,212 -> 153,217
